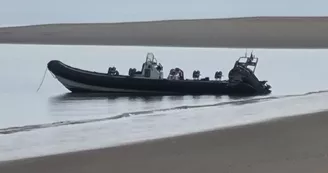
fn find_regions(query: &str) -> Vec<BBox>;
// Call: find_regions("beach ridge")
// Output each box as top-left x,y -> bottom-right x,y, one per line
2,16 -> 328,48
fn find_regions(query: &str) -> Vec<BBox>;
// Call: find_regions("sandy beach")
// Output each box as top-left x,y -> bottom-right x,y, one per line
1,16 -> 328,48
1,110 -> 328,173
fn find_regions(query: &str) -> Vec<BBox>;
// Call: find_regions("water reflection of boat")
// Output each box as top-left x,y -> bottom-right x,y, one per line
49,93 -> 166,103
48,93 -> 230,106
47,52 -> 271,96
48,92 -> 268,115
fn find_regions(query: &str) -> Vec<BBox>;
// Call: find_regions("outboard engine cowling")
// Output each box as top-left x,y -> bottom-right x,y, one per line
228,65 -> 269,94
227,53 -> 271,95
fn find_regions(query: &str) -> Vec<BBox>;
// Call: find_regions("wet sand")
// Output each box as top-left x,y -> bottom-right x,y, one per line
1,110 -> 328,173
1,16 -> 328,48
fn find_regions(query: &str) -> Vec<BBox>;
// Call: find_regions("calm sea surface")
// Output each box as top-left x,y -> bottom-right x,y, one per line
1,44 -> 328,161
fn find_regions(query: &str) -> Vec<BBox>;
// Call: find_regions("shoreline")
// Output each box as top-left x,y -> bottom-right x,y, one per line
1,110 -> 328,172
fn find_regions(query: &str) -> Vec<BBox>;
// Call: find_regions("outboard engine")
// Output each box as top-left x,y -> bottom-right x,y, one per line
214,71 -> 223,80
227,53 -> 272,95
192,70 -> 201,80
108,67 -> 119,76
228,63 -> 270,94
228,65 -> 256,83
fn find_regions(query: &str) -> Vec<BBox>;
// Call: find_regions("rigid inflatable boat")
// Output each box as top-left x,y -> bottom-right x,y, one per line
47,52 -> 271,96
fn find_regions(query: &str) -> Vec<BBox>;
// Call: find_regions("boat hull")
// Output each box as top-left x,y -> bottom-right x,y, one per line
47,60 -> 271,96
56,75 -> 181,94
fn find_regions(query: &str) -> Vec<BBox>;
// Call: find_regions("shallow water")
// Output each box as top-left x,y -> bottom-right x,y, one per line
1,44 -> 328,161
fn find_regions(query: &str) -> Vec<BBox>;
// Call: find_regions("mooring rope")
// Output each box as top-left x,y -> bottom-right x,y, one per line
36,67 -> 48,92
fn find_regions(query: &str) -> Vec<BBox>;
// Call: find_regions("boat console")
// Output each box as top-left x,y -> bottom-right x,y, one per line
129,53 -> 164,79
